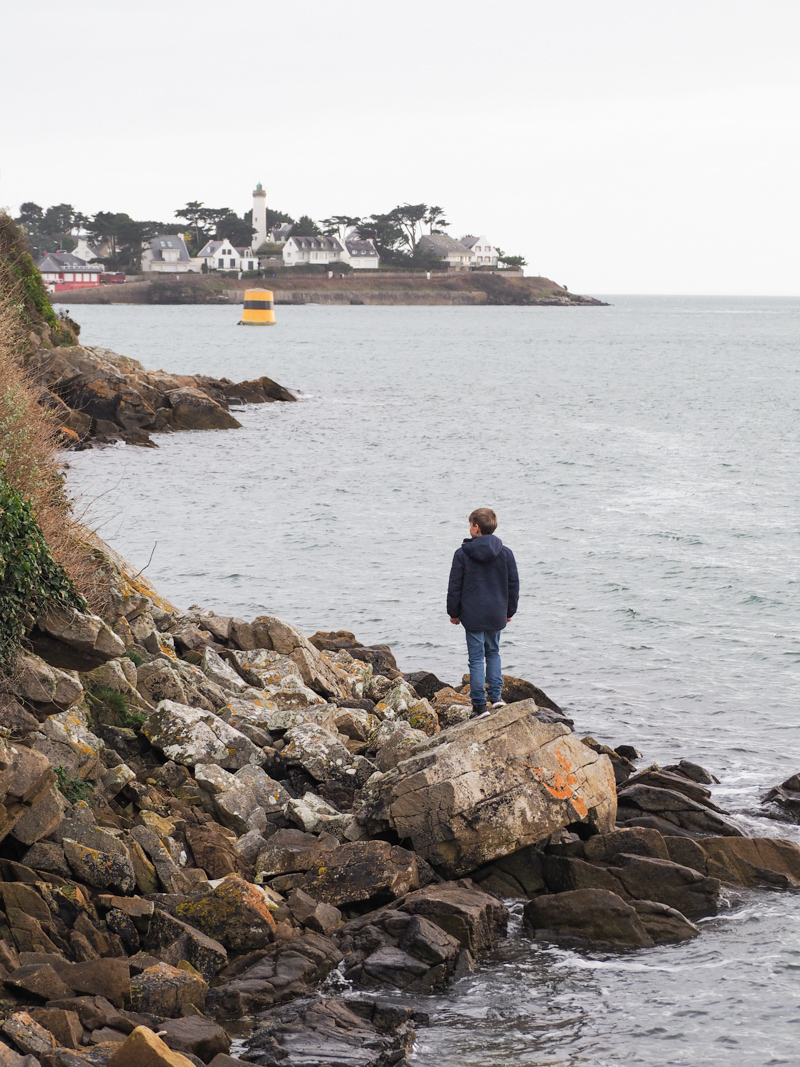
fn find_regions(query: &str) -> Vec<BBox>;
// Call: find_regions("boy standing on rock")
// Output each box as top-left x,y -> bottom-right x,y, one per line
447,508 -> 519,718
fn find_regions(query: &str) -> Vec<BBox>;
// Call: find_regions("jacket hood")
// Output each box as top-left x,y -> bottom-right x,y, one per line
462,534 -> 504,562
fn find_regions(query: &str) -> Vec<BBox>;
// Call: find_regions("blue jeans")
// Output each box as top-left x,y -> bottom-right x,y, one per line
466,629 -> 503,706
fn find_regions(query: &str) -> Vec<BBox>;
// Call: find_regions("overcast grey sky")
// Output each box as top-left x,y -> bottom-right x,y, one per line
3,1 -> 799,294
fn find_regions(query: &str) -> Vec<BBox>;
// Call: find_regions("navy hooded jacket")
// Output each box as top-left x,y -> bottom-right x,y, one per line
447,534 -> 519,632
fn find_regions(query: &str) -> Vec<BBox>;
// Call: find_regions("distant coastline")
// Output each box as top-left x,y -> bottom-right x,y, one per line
50,272 -> 608,308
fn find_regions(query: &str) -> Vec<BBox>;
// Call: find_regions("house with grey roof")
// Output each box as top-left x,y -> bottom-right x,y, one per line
282,235 -> 345,268
342,237 -> 380,269
195,239 -> 258,273
141,234 -> 200,274
36,251 -> 104,290
460,235 -> 499,267
417,234 -> 476,269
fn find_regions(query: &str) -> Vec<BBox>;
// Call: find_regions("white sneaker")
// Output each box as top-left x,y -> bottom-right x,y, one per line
491,700 -> 507,709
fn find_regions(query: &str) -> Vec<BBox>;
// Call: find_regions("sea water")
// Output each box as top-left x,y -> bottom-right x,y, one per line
66,298 -> 800,1065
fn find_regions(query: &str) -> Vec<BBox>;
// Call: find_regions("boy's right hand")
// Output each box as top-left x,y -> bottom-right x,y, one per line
450,617 -> 460,625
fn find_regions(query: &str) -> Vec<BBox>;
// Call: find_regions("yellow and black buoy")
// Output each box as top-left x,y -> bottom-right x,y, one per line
239,288 -> 275,325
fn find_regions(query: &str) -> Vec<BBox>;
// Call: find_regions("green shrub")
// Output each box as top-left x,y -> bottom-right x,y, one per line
123,649 -> 144,667
55,765 -> 95,804
0,476 -> 85,672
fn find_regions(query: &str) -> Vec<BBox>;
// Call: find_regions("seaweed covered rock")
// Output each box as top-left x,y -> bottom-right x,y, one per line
174,875 -> 276,952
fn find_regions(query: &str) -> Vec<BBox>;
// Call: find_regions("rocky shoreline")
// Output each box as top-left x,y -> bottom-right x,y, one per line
24,341 -> 296,449
49,274 -> 608,309
1,533 -> 799,1067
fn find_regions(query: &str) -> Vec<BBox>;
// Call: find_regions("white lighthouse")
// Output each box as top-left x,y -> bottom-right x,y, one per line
251,183 -> 267,252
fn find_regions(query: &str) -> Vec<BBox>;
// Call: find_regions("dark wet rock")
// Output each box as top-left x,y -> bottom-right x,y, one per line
583,827 -> 671,865
338,908 -> 467,991
295,841 -> 419,909
129,963 -> 207,1017
616,781 -> 744,837
498,675 -> 564,715
631,900 -> 699,943
286,890 -> 342,936
244,996 -> 419,1067
666,835 -> 800,889
360,704 -> 616,877
399,881 -> 508,956
402,671 -> 450,701
542,853 -> 720,919
211,374 -> 297,405
157,1018 -> 230,1062
523,889 -> 654,949
143,910 -> 227,981
614,744 -> 642,762
622,766 -> 722,808
664,759 -> 719,785
209,932 -> 343,1017
471,859 -> 535,900
763,772 -> 800,820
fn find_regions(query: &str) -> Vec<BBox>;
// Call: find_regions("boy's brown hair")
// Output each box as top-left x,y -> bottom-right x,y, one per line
469,508 -> 498,535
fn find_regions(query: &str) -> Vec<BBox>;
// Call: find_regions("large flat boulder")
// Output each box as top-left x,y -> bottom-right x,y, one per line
667,835 -> 800,889
362,702 -> 617,877
523,889 -> 654,949
542,852 -> 720,919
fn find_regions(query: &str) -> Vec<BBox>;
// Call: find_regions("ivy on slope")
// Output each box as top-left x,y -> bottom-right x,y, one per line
0,474 -> 85,672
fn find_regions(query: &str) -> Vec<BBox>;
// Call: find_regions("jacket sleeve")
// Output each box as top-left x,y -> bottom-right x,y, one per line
447,549 -> 465,618
506,549 -> 519,617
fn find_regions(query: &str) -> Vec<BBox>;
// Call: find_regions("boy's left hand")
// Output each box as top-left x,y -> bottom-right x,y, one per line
450,617 -> 460,624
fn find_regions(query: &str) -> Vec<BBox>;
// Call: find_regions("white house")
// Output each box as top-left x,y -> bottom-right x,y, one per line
417,234 -> 475,269
71,236 -> 105,264
282,235 -> 345,267
195,240 -> 258,272
141,234 -> 200,273
342,236 -> 380,269
460,235 -> 499,267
